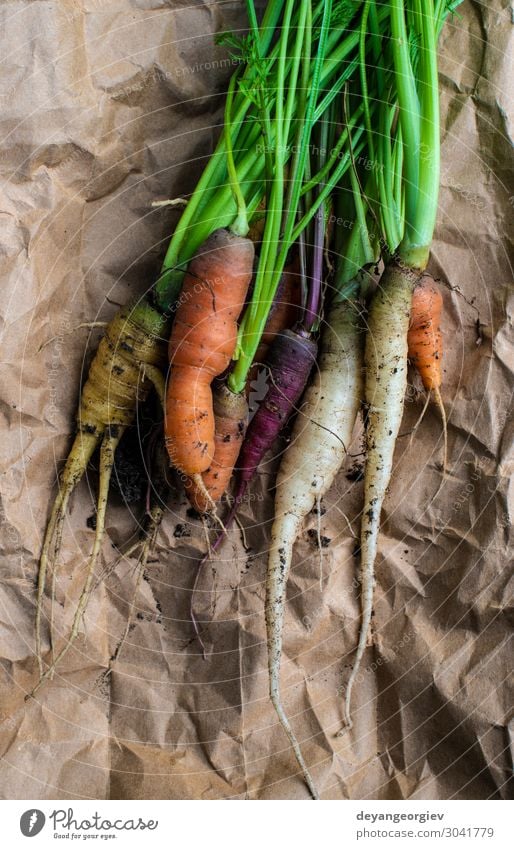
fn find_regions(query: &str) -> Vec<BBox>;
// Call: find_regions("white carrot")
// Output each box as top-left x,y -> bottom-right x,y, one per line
266,295 -> 363,798
343,262 -> 416,729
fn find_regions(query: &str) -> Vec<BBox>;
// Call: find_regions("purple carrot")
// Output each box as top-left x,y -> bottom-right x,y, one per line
236,328 -> 318,495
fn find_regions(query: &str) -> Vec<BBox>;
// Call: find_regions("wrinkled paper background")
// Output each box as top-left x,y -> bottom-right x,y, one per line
0,0 -> 512,800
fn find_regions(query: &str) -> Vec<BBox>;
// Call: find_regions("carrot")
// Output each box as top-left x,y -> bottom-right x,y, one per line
236,328 -> 318,499
408,274 -> 447,470
248,262 -> 301,385
32,0 -> 373,695
339,0 -> 461,731
408,275 -> 443,389
266,295 -> 363,798
164,228 -> 254,497
184,383 -> 248,513
343,261 -> 416,729
32,299 -> 169,691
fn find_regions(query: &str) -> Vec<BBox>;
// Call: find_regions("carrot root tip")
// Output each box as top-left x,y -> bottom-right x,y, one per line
31,430 -> 122,697
433,386 -> 448,479
191,474 -> 229,538
336,720 -> 352,737
109,505 -> 163,672
270,688 -> 320,800
35,431 -> 101,678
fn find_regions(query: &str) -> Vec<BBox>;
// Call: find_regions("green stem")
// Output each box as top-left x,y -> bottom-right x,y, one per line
283,2 -> 312,231
291,130 -> 366,243
154,141 -> 266,308
284,0 -> 331,236
301,102 -> 365,196
245,0 -> 274,194
360,0 -> 374,167
156,0 -> 388,315
230,0 -> 342,394
225,72 -> 249,237
409,0 -> 439,265
283,0 -> 309,154
390,0 -> 421,250
333,277 -> 360,304
156,0 -> 286,292
245,0 -> 297,337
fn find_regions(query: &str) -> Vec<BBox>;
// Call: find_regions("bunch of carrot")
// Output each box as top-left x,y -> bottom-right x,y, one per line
33,0 -> 373,693
33,0 -> 459,802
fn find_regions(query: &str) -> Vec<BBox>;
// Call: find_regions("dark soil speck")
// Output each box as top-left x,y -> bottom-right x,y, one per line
307,529 -> 331,548
174,523 -> 190,539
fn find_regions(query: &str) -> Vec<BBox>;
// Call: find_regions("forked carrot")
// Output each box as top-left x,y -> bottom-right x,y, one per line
344,262 -> 416,728
32,301 -> 169,692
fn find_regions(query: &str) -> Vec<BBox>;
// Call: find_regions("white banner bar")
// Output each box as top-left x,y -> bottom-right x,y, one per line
2,799 -> 511,848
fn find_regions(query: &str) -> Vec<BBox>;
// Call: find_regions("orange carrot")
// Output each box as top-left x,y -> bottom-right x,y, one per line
185,382 -> 248,513
164,228 -> 254,488
408,274 -> 447,470
408,274 -> 443,390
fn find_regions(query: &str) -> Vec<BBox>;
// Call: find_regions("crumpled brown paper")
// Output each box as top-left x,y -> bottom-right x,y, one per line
0,0 -> 512,801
